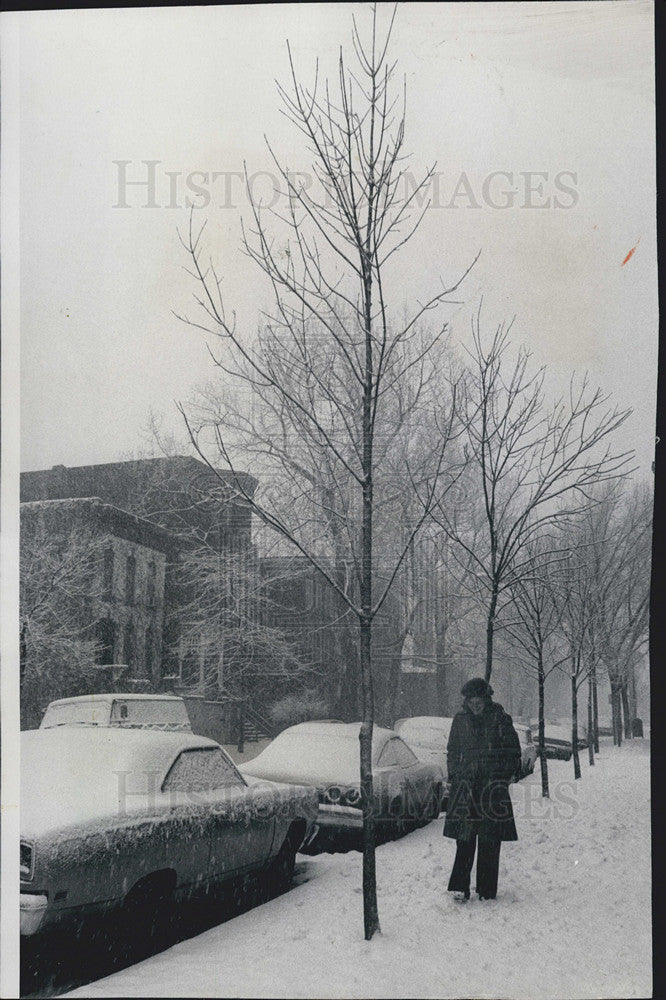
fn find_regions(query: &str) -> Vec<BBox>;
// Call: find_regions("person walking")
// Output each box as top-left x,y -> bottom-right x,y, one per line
443,677 -> 521,902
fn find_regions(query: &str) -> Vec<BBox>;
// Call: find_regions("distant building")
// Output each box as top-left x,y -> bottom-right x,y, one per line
21,457 -> 257,685
20,497 -> 174,727
21,456 -> 255,551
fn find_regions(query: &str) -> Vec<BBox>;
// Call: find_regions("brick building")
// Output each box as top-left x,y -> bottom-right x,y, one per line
21,456 -> 256,708
20,497 -> 173,727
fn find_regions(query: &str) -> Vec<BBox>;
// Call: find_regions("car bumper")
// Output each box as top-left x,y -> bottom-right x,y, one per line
20,894 -> 49,936
316,804 -> 364,830
544,746 -> 572,761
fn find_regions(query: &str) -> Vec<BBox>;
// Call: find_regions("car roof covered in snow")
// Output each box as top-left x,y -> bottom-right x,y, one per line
239,721 -> 396,787
21,728 -> 223,838
45,693 -> 186,704
394,716 -> 453,734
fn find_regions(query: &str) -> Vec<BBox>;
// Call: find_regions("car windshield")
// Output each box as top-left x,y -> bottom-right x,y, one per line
40,701 -> 110,728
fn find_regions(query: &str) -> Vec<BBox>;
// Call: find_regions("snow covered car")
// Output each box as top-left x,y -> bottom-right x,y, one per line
20,728 -> 318,936
513,723 -> 537,777
393,716 -> 453,803
40,693 -> 192,731
531,723 -> 575,761
239,721 -> 444,833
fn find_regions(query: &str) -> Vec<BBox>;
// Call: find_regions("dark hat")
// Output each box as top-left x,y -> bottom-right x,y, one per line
461,677 -> 493,699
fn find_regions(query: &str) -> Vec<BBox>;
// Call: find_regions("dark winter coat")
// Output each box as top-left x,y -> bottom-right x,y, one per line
443,700 -> 521,842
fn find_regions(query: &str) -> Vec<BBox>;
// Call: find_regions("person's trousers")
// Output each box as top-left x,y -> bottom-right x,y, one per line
447,833 -> 502,898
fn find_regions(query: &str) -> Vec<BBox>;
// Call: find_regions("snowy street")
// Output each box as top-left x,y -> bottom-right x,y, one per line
62,738 -> 651,1000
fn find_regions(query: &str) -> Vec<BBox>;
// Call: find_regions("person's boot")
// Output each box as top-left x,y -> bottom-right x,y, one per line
452,890 -> 470,902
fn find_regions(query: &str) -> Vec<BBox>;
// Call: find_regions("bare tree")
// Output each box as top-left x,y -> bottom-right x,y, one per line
173,540 -> 321,722
549,540 -> 598,781
174,6 -> 474,939
501,535 -> 569,796
432,316 -> 633,683
583,483 -> 652,745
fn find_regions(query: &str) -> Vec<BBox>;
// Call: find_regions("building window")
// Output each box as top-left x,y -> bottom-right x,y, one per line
103,548 -> 114,598
146,561 -> 157,606
145,626 -> 158,681
123,622 -> 135,671
95,618 -> 116,664
125,555 -> 136,604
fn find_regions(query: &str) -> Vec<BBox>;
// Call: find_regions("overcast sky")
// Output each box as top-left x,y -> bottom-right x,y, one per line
16,1 -> 657,475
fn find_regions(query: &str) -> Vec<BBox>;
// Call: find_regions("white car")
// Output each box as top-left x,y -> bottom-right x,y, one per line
240,721 -> 444,833
20,728 -> 318,936
393,716 -> 453,805
40,693 -> 192,732
513,723 -> 537,777
393,717 -> 453,767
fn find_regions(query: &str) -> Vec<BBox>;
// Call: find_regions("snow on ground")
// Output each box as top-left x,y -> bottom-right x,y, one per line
65,738 -> 651,999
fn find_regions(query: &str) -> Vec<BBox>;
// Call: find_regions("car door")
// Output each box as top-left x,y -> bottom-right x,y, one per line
163,747 -> 275,882
159,748 -> 224,891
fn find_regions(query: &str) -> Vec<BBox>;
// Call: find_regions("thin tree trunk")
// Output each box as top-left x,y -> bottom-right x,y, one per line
587,675 -> 595,766
359,245 -> 379,940
237,697 -> 245,755
538,652 -> 549,797
571,669 -> 581,780
629,659 -> 638,724
591,661 -> 599,754
611,681 -> 622,747
359,614 -> 379,940
620,681 -> 632,740
485,583 -> 498,683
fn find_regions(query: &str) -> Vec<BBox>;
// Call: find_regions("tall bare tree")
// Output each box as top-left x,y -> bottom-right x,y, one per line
581,482 -> 652,745
432,316 -> 633,683
173,541 -> 320,710
174,6 -> 473,939
501,535 -> 569,796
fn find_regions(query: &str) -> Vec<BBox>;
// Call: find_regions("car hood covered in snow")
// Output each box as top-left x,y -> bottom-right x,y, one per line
240,722 -> 395,788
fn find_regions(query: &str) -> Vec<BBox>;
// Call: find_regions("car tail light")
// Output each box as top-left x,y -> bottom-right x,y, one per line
20,842 -> 33,882
321,786 -> 342,804
342,787 -> 361,806
320,785 -> 361,806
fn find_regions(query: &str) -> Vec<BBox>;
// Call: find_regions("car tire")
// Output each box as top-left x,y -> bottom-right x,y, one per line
267,830 -> 299,894
122,872 -> 176,947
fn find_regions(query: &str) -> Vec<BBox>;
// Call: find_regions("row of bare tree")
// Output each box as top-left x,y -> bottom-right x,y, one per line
170,5 -> 651,940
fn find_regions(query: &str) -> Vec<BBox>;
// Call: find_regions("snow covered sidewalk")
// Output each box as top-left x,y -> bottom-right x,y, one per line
66,739 -> 651,999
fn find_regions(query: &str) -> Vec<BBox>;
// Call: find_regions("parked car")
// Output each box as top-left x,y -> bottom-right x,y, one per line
240,721 -> 444,834
39,693 -> 192,732
20,728 -> 318,936
530,721 -> 588,761
513,723 -> 537,777
393,716 -> 453,802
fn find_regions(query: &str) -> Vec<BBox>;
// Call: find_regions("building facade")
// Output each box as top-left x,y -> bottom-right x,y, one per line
20,497 -> 173,727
